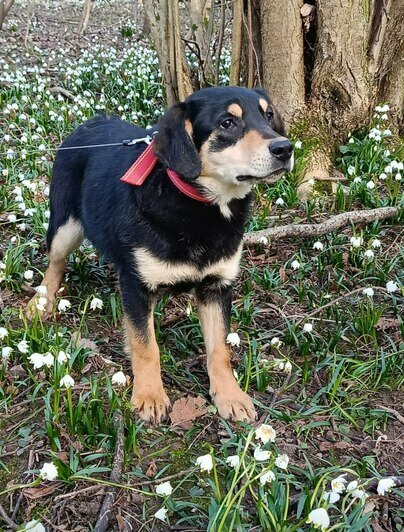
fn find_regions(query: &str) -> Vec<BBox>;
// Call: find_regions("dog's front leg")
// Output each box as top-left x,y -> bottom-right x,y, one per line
120,274 -> 170,423
196,282 -> 257,423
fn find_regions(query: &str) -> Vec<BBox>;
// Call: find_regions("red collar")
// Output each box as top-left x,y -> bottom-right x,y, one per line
120,140 -> 211,203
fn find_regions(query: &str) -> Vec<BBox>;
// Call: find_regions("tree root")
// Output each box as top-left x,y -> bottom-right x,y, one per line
243,206 -> 400,245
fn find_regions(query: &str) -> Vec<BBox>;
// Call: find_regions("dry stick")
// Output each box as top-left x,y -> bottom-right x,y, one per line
0,504 -> 17,530
375,404 -> 404,425
94,410 -> 124,532
243,206 -> 400,245
49,86 -> 75,101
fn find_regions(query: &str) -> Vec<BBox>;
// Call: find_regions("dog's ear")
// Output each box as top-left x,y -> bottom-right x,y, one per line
253,87 -> 287,137
154,103 -> 201,180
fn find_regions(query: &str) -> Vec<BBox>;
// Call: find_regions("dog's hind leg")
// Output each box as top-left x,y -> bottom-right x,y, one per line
27,216 -> 84,318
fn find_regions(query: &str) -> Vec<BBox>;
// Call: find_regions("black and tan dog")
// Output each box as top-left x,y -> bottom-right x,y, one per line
28,86 -> 293,423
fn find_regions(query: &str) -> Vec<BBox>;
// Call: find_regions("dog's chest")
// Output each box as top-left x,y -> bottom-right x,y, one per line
133,245 -> 242,290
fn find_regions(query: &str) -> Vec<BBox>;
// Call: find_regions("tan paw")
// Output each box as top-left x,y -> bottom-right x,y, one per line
26,294 -> 54,320
212,385 -> 257,423
131,387 -> 171,424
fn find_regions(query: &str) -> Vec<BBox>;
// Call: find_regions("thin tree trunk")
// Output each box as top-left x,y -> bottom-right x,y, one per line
229,0 -> 243,86
0,0 -> 16,30
78,0 -> 92,35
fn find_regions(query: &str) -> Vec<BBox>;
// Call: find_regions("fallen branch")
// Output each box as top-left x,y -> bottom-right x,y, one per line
243,206 -> 400,245
49,86 -> 75,101
94,410 -> 124,532
0,504 -> 17,530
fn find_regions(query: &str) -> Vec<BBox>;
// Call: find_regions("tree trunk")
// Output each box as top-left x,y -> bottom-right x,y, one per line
78,0 -> 93,35
0,0 -> 16,30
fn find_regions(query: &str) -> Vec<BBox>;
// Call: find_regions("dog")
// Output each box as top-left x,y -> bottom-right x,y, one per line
28,86 -> 293,423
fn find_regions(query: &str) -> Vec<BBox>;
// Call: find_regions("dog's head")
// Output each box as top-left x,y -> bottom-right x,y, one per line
154,87 -> 293,206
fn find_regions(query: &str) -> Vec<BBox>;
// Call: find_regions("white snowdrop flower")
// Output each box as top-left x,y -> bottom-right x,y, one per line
11,236 -> 17,243
36,285 -> 47,296
111,371 -> 127,386
381,113 -> 388,120
353,176 -> 362,184
308,178 -> 315,186
57,351 -> 70,363
0,327 -> 8,340
372,239 -> 381,249
364,249 -> 374,260
386,280 -> 398,293
374,135 -> 381,142
397,162 -> 403,170
22,520 -> 46,532
260,470 -> 276,485
366,181 -> 375,190
156,481 -> 173,496
270,337 -> 282,348
275,454 -> 289,470
351,488 -> 368,501
58,299 -> 71,312
291,260 -> 300,270
36,297 -> 47,312
226,332 -> 240,347
226,455 -> 240,468
154,507 -> 168,522
383,129 -> 392,137
348,137 -> 355,144
362,287 -> 374,297
90,297 -> 103,310
375,105 -> 382,113
196,454 -> 213,472
39,462 -> 58,481
294,140 -> 302,149
273,358 -> 285,371
323,490 -> 340,504
259,236 -> 269,245
284,361 -> 292,374
29,353 -> 44,369
303,323 -> 313,333
254,447 -> 272,461
395,173 -> 402,181
377,477 -> 396,495
17,340 -> 29,353
381,104 -> 390,112
24,270 -> 34,280
350,236 -> 363,248
313,241 -> 324,251
307,508 -> 330,530
7,214 -> 17,223
275,197 -> 285,206
60,374 -> 75,388
255,423 -> 276,444
379,173 -> 387,180
346,480 -> 358,491
1,346 -> 13,360
42,352 -> 55,367
347,165 -> 355,176
384,164 -> 392,173
331,474 -> 347,493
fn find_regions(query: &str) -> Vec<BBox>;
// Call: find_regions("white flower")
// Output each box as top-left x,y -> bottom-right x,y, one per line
90,297 -> 103,310
1,346 -> 13,360
351,488 -> 368,501
226,332 -> 240,347
385,164 -> 392,173
364,249 -> 374,260
226,455 -> 240,468
60,374 -> 75,388
383,129 -> 392,137
275,197 -> 285,206
196,454 -> 213,472
58,299 -> 71,312
346,480 -> 358,491
350,236 -> 363,248
36,285 -> 47,296
381,104 -> 390,112
0,327 -> 8,340
156,481 -> 173,496
348,137 -> 355,144
395,173 -> 402,181
347,165 -> 355,176
154,507 -> 168,522
372,239 -> 381,248
7,214 -> 17,223
353,176 -> 362,184
255,423 -> 276,444
39,461 -> 58,481
275,454 -> 289,469
111,371 -> 127,386
386,280 -> 398,293
313,241 -> 324,251
377,477 -> 396,495
22,520 -> 46,532
42,352 -> 55,367
291,260 -> 300,270
284,361 -> 292,374
17,339 -> 29,353
362,287 -> 374,297
375,105 -> 382,113
259,236 -> 269,245
366,181 -> 375,190
331,474 -> 347,493
254,447 -> 271,461
273,358 -> 285,371
398,162 -> 404,170
29,353 -> 44,369
36,297 -> 47,312
270,337 -> 282,347
379,173 -> 387,180
307,508 -> 330,530
295,140 -> 302,149
308,178 -> 315,186
303,323 -> 313,333
23,270 -> 34,281
323,490 -> 340,504
57,351 -> 70,363
260,470 -> 276,485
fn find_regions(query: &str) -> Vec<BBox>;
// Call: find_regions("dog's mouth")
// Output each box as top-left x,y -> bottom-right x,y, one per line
236,168 -> 286,183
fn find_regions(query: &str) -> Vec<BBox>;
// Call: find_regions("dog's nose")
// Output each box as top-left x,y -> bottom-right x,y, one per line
269,139 -> 294,162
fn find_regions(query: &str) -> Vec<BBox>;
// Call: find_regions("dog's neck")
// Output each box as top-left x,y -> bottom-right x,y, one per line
197,175 -> 253,219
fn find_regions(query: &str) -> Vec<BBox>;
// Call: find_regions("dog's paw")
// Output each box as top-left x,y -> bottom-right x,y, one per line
131,387 -> 171,424
212,386 -> 257,423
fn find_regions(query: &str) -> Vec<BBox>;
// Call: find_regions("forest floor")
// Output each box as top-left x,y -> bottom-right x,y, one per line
0,2 -> 403,531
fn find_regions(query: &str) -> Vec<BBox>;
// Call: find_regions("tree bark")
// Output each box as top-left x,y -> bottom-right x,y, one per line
77,0 -> 93,35
0,0 -> 16,30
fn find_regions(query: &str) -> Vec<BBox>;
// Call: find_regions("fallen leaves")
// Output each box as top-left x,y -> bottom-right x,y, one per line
169,396 -> 208,428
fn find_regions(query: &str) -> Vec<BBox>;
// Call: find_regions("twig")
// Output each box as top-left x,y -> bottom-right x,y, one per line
94,410 -> 124,532
54,484 -> 104,502
243,206 -> 400,245
375,404 -> 404,425
11,449 -> 35,521
49,86 -> 75,101
0,504 -> 17,530
131,468 -> 191,487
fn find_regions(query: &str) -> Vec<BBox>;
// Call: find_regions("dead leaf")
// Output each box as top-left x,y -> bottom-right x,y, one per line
145,460 -> 157,477
319,441 -> 352,451
169,396 -> 208,428
279,267 -> 287,282
376,317 -> 400,330
24,483 -> 60,499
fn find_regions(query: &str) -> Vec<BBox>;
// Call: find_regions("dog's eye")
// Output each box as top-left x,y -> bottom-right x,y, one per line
220,118 -> 235,130
266,111 -> 274,122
